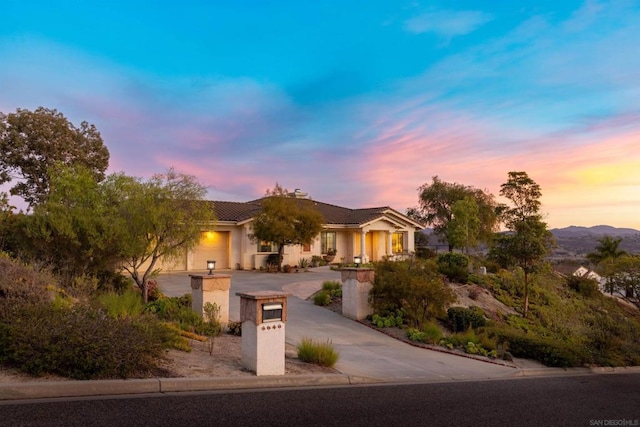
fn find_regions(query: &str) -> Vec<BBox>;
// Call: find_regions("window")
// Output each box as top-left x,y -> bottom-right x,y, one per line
321,232 -> 336,254
302,242 -> 311,252
258,241 -> 278,253
392,232 -> 404,254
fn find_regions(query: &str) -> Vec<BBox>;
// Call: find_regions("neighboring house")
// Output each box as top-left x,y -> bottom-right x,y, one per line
154,193 -> 424,272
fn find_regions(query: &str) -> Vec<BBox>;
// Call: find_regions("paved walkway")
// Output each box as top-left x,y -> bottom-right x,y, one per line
157,268 -> 518,382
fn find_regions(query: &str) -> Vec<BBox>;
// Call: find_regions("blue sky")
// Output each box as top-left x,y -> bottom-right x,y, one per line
2,1 -> 639,228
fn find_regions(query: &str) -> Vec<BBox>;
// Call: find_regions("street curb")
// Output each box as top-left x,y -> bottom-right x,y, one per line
159,374 -> 352,392
0,374 -> 355,401
2,367 -> 640,401
0,378 -> 160,401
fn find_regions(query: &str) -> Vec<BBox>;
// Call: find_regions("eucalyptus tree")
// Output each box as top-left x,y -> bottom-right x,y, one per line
489,171 -> 554,317
408,176 -> 498,252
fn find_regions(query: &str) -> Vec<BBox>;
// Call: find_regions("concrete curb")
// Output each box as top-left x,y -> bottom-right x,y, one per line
0,374 -> 355,401
2,367 -> 640,401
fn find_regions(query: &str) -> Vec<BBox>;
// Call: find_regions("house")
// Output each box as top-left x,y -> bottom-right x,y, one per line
153,192 -> 424,272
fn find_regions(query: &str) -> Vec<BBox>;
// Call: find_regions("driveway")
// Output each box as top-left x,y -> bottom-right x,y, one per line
157,268 -> 518,382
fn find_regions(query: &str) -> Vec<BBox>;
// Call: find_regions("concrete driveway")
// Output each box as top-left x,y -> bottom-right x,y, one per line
157,268 -> 518,382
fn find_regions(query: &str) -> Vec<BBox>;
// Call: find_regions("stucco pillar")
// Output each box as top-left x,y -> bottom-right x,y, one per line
341,268 -> 375,321
237,291 -> 289,376
360,231 -> 367,263
388,232 -> 393,257
190,274 -> 231,324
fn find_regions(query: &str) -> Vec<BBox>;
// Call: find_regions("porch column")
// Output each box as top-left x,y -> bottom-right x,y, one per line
360,231 -> 367,263
388,232 -> 393,257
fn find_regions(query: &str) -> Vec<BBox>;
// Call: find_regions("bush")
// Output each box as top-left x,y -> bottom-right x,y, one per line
0,303 -> 176,379
227,321 -> 242,336
437,252 -> 469,283
490,327 -> 586,367
297,338 -> 339,367
371,259 -> 455,329
372,311 -> 404,328
566,275 -> 599,298
447,306 -> 486,332
421,322 -> 443,343
96,288 -> 144,319
322,281 -> 342,298
313,290 -> 331,306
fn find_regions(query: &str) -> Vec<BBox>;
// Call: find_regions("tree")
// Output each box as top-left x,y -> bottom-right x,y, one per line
112,169 -> 215,302
488,171 -> 554,318
448,196 -> 480,254
602,254 -> 640,298
370,258 -> 456,329
23,164 -> 123,285
249,183 -> 324,272
0,107 -> 109,209
409,176 -> 498,252
587,235 -> 627,267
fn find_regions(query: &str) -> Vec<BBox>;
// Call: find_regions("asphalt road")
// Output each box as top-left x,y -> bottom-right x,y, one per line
1,374 -> 638,426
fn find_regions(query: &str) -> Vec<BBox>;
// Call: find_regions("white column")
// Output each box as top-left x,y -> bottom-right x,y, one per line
360,231 -> 367,263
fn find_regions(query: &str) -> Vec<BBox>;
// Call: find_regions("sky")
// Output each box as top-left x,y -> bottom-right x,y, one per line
1,1 -> 639,229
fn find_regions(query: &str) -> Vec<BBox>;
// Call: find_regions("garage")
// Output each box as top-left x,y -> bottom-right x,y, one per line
193,231 -> 230,270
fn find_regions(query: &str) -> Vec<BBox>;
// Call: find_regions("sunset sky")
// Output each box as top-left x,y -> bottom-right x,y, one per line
1,1 -> 639,229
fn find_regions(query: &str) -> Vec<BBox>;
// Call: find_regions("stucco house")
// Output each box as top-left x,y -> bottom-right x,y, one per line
155,192 -> 424,272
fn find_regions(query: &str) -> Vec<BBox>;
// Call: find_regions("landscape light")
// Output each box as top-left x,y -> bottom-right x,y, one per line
354,256 -> 362,268
207,260 -> 216,275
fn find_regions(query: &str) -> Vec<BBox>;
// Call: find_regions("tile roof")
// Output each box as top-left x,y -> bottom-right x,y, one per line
210,198 -> 421,228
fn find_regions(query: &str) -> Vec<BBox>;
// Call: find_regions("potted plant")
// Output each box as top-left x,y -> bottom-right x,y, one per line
323,248 -> 337,263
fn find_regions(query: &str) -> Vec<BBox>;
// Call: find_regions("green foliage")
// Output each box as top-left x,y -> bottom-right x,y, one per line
372,311 -> 404,328
322,281 -> 342,298
249,183 -> 324,272
0,303 -> 176,379
407,322 -> 442,344
227,321 -> 242,336
298,258 -> 310,269
565,275 -> 599,298
112,169 -> 215,302
311,255 -> 326,267
447,306 -> 486,332
297,338 -> 339,367
313,290 -> 331,306
96,288 -> 145,319
437,252 -> 469,283
144,294 -> 202,328
371,259 -> 456,328
587,235 -> 626,266
488,326 -> 585,368
408,176 -> 498,251
490,171 -> 555,318
0,107 -> 109,209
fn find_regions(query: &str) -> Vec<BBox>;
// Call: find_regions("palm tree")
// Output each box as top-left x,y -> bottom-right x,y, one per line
587,235 -> 626,266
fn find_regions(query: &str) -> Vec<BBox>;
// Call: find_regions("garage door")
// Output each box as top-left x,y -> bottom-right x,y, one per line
137,251 -> 187,273
193,231 -> 230,271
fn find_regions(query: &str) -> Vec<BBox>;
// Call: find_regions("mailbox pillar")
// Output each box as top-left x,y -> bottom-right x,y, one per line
236,291 -> 289,376
190,274 -> 231,323
341,268 -> 375,321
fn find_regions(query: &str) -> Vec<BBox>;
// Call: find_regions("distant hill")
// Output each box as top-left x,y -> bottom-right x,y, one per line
420,225 -> 640,258
550,225 -> 640,258
551,225 -> 640,238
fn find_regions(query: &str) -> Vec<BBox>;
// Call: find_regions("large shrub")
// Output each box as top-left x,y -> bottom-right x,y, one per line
437,252 -> 469,283
371,259 -> 456,328
447,306 -> 486,332
565,275 -> 599,298
0,303 -> 177,379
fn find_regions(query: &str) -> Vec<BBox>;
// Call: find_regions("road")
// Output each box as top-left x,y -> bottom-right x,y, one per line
1,374 -> 638,426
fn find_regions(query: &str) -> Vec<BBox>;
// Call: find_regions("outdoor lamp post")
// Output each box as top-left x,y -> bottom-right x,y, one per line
354,256 -> 362,268
207,260 -> 216,275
